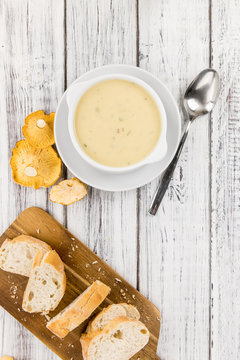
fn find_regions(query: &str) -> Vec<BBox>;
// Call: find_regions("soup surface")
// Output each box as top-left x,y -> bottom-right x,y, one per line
74,79 -> 161,167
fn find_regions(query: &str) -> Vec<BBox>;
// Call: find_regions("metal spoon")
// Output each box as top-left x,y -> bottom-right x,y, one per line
149,69 -> 220,216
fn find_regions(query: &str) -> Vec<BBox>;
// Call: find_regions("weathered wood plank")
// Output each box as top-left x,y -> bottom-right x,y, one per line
65,0 -> 138,286
0,0 -> 65,358
210,1 -> 240,359
138,1 -> 210,359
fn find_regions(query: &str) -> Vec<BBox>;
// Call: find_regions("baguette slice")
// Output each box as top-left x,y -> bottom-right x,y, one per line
80,317 -> 150,360
0,234 -> 51,277
121,303 -> 140,320
47,280 -> 111,338
87,303 -> 140,332
22,250 -> 66,313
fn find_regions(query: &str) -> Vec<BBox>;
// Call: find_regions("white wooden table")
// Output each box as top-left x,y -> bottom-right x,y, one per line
0,1 -> 239,359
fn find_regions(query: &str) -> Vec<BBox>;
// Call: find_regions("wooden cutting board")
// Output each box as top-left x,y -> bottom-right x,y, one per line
0,207 -> 161,360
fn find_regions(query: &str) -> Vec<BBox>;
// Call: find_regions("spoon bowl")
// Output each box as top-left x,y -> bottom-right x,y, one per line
183,69 -> 220,119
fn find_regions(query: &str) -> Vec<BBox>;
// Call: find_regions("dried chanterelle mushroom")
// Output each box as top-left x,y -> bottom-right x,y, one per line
10,140 -> 62,189
22,110 -> 55,148
49,178 -> 88,205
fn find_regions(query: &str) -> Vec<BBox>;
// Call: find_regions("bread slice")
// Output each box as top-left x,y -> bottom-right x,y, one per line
47,280 -> 111,338
121,303 -> 140,320
87,303 -> 140,332
0,234 -> 51,277
22,250 -> 66,313
80,317 -> 150,360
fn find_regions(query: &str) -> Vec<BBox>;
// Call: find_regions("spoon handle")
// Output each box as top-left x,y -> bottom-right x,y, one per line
148,120 -> 191,216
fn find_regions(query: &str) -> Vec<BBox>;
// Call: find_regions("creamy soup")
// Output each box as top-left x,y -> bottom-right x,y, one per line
74,79 -> 161,167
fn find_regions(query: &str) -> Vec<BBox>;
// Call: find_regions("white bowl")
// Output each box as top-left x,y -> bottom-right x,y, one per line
67,73 -> 167,173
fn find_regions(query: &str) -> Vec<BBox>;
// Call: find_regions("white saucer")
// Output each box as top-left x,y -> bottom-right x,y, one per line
55,65 -> 181,192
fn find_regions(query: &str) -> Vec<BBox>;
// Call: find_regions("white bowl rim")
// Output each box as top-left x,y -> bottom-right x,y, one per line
67,73 -> 168,173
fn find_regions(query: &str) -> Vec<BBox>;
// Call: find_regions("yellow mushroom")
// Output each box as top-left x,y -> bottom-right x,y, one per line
10,140 -> 62,189
22,110 -> 55,148
49,178 -> 87,205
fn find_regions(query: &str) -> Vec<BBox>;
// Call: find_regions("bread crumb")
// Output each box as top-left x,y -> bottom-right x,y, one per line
98,267 -> 101,272
115,278 -> 122,282
36,228 -> 40,234
132,294 -> 136,299
85,263 -> 90,268
71,237 -> 75,241
10,285 -> 18,295
43,314 -> 50,321
92,261 -> 98,265
120,289 -> 124,293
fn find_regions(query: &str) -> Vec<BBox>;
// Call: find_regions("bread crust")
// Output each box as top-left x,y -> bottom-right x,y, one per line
86,303 -> 123,333
86,303 -> 140,333
47,280 -> 110,338
80,316 -> 150,360
42,249 -> 66,275
1,234 -> 51,250
6,234 -> 51,249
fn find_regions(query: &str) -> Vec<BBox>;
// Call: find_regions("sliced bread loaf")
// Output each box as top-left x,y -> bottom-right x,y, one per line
0,234 -> 51,277
80,316 -> 150,360
87,303 -> 140,332
22,250 -> 66,313
47,280 -> 111,338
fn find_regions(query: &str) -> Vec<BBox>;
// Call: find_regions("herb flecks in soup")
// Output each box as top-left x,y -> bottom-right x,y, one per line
74,79 -> 161,167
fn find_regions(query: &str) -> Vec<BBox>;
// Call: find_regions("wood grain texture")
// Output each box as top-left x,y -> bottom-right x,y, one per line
138,1 -> 210,359
0,0 -> 65,359
210,0 -> 240,359
0,207 -> 160,360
